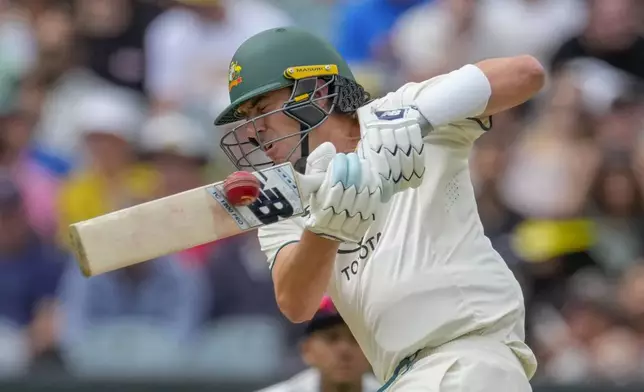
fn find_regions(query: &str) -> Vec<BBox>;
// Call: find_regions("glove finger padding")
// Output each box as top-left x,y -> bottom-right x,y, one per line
305,149 -> 380,243
362,115 -> 426,199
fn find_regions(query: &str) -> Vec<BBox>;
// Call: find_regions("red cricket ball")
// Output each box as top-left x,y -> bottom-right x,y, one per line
223,171 -> 261,206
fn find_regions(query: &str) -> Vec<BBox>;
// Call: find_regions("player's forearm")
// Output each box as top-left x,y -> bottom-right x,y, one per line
414,55 -> 545,131
272,230 -> 339,323
475,55 -> 546,117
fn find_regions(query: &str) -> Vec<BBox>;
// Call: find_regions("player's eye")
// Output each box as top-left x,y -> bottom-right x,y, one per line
248,137 -> 260,147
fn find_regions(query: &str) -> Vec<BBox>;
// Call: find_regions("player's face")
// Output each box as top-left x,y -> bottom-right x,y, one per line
240,88 -> 304,165
301,323 -> 371,384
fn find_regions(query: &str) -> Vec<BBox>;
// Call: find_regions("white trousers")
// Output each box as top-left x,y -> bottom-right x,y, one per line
383,337 -> 533,392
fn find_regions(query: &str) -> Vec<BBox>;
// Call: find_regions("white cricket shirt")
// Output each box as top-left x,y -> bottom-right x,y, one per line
258,76 -> 538,383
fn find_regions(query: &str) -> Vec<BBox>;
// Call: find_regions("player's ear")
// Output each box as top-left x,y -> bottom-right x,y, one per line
313,79 -> 331,109
314,79 -> 329,98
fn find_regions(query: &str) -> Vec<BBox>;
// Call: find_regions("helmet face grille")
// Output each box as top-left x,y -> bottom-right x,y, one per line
219,75 -> 371,172
219,76 -> 337,172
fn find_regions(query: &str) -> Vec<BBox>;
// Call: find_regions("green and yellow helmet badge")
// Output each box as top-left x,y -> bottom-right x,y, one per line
228,61 -> 243,91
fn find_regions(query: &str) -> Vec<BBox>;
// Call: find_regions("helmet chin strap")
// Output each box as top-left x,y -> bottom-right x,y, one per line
284,77 -> 325,175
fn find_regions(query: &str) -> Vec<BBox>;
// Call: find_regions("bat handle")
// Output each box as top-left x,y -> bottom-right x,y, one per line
296,173 -> 325,199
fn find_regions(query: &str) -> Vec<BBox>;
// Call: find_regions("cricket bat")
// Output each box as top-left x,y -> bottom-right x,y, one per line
69,163 -> 324,277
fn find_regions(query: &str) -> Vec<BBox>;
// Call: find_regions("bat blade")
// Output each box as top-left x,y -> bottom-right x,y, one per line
70,162 -> 313,277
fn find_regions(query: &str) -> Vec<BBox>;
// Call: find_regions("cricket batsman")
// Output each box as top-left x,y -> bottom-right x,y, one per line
214,27 -> 545,391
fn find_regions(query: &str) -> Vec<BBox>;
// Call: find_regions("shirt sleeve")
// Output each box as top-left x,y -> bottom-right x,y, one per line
257,217 -> 305,271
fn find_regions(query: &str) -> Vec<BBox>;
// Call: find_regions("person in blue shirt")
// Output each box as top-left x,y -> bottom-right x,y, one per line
0,173 -> 66,362
334,0 -> 429,64
57,253 -> 210,350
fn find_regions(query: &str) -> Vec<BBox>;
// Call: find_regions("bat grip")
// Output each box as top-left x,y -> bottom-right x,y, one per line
296,173 -> 325,199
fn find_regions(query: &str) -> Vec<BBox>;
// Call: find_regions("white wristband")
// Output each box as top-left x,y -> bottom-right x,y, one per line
414,64 -> 492,129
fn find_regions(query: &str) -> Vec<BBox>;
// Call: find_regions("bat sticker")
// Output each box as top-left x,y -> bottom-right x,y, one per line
208,163 -> 306,230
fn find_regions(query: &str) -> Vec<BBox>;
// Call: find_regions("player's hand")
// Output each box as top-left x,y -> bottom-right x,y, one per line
304,142 -> 381,243
358,108 -> 426,202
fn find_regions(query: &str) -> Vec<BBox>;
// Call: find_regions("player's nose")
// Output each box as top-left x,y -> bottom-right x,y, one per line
243,120 -> 266,143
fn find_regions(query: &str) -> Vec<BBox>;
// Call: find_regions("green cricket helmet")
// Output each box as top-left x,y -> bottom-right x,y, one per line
215,27 -> 370,173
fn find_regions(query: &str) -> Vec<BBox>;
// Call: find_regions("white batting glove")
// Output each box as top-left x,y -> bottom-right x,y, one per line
358,107 -> 426,202
304,142 -> 381,243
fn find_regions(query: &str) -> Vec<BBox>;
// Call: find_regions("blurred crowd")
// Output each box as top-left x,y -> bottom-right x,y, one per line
1,0 -> 644,387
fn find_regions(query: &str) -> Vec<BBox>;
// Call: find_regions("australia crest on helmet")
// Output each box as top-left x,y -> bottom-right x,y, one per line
228,61 -> 243,91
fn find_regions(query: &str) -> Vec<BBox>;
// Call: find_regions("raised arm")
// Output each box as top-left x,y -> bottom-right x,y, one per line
414,55 -> 546,131
475,55 -> 546,118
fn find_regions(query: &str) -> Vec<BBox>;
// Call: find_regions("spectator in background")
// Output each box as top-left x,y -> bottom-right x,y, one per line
390,0 -> 487,81
144,0 -> 292,117
499,69 -> 600,222
0,72 -> 67,238
477,0 -> 587,65
587,155 -> 644,276
550,0 -> 644,81
0,174 -> 66,366
331,0 -> 429,94
73,0 -> 163,96
391,0 -> 586,82
56,112 -> 212,348
139,111 -> 216,268
530,271 -> 619,383
57,251 -> 210,349
334,0 -> 427,66
144,0 -> 292,175
257,296 -> 379,392
55,86 -> 158,247
0,0 -> 54,82
206,232 -> 281,320
26,1 -> 105,165
618,264 -> 644,335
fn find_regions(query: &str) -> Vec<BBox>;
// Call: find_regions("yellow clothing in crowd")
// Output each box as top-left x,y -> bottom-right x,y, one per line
56,164 -> 159,249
